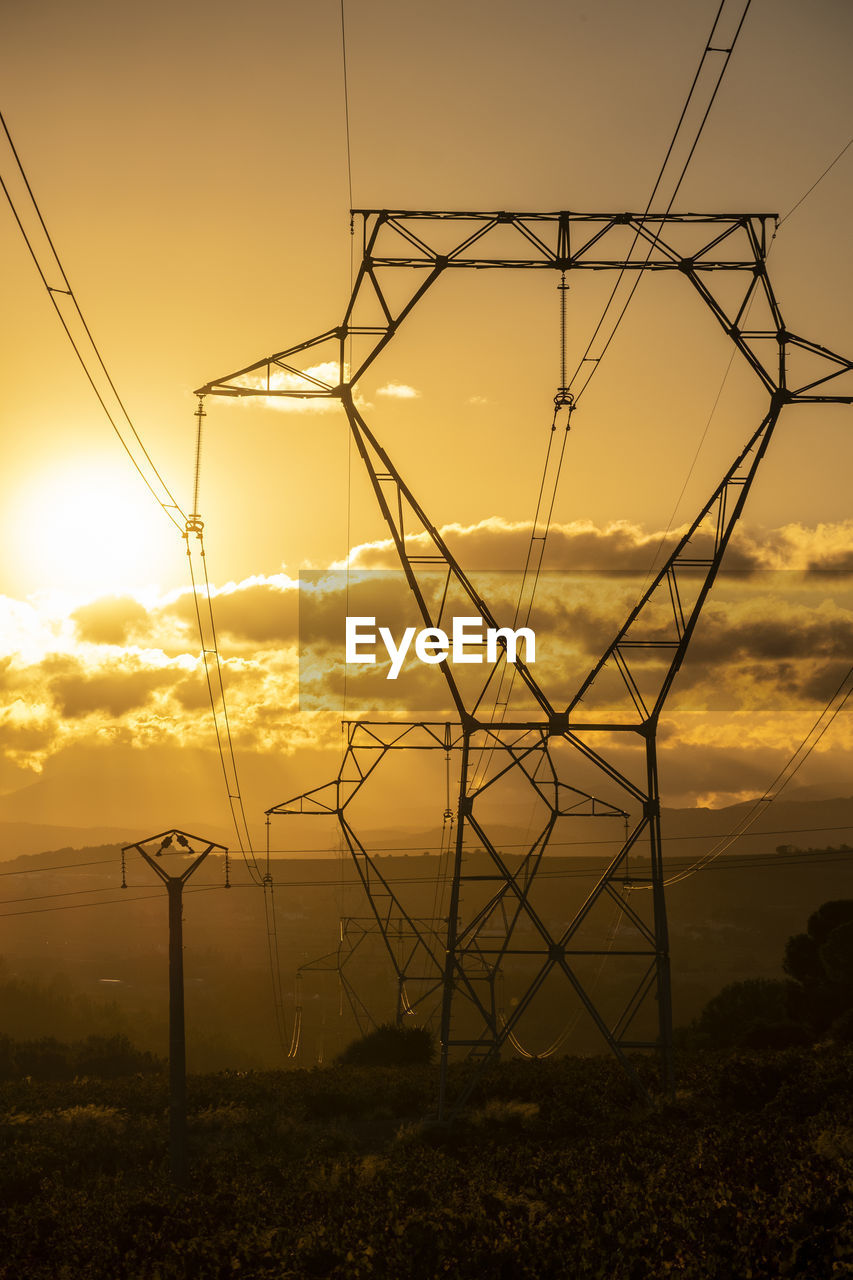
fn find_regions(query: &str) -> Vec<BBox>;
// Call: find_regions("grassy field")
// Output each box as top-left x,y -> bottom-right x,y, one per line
1,1045 -> 852,1278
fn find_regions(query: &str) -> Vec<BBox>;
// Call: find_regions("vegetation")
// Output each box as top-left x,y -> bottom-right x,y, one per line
3,871 -> 853,1273
684,898 -> 853,1051
0,1033 -> 163,1081
336,1023 -> 435,1067
783,899 -> 853,1035
0,1044 -> 852,1277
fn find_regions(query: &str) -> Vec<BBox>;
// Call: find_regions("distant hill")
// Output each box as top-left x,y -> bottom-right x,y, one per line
1,792 -> 851,867
356,793 -> 853,863
0,797 -> 851,1070
0,822 -> 141,860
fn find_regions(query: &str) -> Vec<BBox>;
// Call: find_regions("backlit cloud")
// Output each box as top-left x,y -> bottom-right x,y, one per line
376,382 -> 420,399
71,596 -> 152,646
345,517 -> 853,574
0,522 -> 849,820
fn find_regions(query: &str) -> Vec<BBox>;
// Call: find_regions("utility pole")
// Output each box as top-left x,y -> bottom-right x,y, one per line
122,829 -> 228,1184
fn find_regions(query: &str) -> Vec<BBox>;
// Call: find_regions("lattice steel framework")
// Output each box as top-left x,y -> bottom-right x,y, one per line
297,912 -> 450,1042
198,210 -> 853,1115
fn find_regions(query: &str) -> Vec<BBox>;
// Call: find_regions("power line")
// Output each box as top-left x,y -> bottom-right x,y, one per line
777,134 -> 853,230
567,0 -> 753,405
662,664 -> 853,887
340,0 -> 354,213
0,885 -> 131,908
0,111 -> 186,531
0,855 -> 121,877
2,840 -> 850,911
1,109 -> 288,1053
185,528 -> 263,886
0,890 -> 162,918
0,845 -> 849,919
638,133 -> 853,589
475,1 -> 753,760
2,818 -> 850,877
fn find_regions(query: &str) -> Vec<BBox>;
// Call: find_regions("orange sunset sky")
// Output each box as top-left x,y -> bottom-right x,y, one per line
0,0 -> 851,848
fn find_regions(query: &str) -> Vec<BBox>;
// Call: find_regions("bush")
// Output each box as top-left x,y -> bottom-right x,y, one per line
336,1023 -> 435,1067
738,1020 -> 813,1051
688,978 -> 793,1050
14,1036 -> 74,1081
716,1054 -> 785,1111
829,1008 -> 853,1044
72,1034 -> 163,1079
783,900 -> 853,1033
0,1033 -> 163,1081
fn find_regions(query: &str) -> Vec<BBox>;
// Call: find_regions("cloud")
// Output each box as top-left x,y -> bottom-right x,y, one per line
345,517 -> 682,572
234,362 -> 344,413
0,522 -> 849,818
376,382 -> 420,399
72,596 -> 151,645
44,653 -> 186,720
345,517 -> 853,575
180,577 -> 299,646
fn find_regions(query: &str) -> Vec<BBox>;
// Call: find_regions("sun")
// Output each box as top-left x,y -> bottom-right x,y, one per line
9,453 -> 184,600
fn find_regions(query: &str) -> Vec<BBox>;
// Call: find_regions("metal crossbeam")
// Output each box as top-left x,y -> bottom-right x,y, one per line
201,209 -> 852,1117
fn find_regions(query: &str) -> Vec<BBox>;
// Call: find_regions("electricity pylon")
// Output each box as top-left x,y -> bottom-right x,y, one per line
198,211 -> 853,1115
297,912 -> 450,1040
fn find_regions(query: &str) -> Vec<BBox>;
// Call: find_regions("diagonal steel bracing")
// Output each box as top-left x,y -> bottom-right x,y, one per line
201,210 -> 853,1116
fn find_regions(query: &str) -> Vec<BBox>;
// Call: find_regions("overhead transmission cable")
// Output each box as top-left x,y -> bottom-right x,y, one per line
2,818 -> 850,887
338,0 -> 359,1006
516,0 -> 755,654
775,134 -> 853,233
0,109 -> 258,879
0,110 -> 186,532
639,130 -> 853,591
186,409 -> 289,1050
611,126 -> 853,901
525,0 -> 751,605
340,0 -> 354,215
0,107 -> 266,890
473,0 -> 752,787
185,501 -> 263,884
566,0 -> 753,406
658,662 -> 853,888
1,842 -> 850,920
0,109 -> 288,1054
2,813 -> 849,885
500,895 -> 624,1061
0,108 -> 264,884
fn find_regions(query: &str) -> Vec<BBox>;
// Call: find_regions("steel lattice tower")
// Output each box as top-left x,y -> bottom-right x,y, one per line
198,210 -> 853,1114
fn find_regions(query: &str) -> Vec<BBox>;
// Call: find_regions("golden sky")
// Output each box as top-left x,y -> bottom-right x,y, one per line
0,0 -> 851,841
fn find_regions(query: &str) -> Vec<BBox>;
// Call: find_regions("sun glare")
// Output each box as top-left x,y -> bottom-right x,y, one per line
11,456 -> 183,599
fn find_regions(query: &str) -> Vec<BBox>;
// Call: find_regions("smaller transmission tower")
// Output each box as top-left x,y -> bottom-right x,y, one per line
123,828 -> 227,1181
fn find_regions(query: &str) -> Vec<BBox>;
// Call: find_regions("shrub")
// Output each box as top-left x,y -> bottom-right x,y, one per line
716,1054 -> 785,1111
0,1033 -> 163,1081
689,978 -> 793,1050
783,900 -> 853,1033
738,1020 -> 813,1051
336,1023 -> 435,1067
72,1034 -> 162,1079
829,1007 -> 853,1044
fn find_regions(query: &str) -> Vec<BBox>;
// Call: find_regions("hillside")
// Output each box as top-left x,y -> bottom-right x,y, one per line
0,797 -> 850,1069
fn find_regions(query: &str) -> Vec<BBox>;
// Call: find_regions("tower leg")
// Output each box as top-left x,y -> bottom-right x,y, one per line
646,732 -> 674,1098
438,733 -> 470,1121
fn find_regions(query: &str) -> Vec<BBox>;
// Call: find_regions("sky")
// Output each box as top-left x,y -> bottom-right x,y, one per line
0,0 -> 852,846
